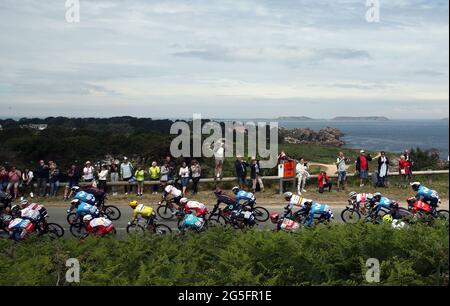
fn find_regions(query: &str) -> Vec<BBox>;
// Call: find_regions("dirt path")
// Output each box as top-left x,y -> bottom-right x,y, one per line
309,163 -> 338,176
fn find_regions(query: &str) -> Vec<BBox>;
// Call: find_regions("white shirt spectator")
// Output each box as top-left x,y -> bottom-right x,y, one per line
179,166 -> 190,178
120,162 -> 133,179
83,166 -> 94,181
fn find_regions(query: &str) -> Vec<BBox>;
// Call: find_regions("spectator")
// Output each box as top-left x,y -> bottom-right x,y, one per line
110,160 -> 119,196
179,161 -> 190,196
35,160 -> 49,197
21,168 -> 34,197
214,142 -> 224,181
190,160 -> 201,195
160,161 -> 170,184
135,165 -> 145,197
64,164 -> 81,201
277,151 -> 289,164
404,150 -> 414,182
6,166 -> 21,199
377,151 -> 390,187
356,150 -> 373,187
296,158 -> 309,194
165,156 -> 176,181
98,164 -> 109,193
250,157 -> 265,193
235,156 -> 249,189
49,163 -> 60,197
399,155 -> 410,188
149,161 -> 161,194
120,157 -> 134,195
0,167 -> 8,192
83,161 -> 95,182
336,152 -> 349,192
318,171 -> 332,193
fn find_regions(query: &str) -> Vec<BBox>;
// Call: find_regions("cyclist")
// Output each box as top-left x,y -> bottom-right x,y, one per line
83,215 -> 115,236
407,197 -> 433,215
19,199 -> 49,227
161,184 -> 183,205
127,200 -> 156,230
232,186 -> 256,209
7,217 -> 35,241
176,211 -> 205,234
71,186 -> 97,206
270,212 -> 300,232
303,201 -> 334,227
371,192 -> 395,216
348,191 -> 374,212
179,198 -> 208,218
230,206 -> 256,228
282,192 -> 310,219
213,189 -> 237,213
69,199 -> 100,219
411,182 -> 440,209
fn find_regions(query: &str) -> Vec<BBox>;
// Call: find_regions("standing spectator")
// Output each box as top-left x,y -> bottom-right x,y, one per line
21,168 -> 34,197
135,165 -> 146,197
49,163 -> 60,197
35,160 -> 49,197
214,142 -> 224,181
179,161 -> 190,196
98,165 -> 109,193
83,161 -> 95,183
336,152 -> 349,192
377,151 -> 390,187
250,157 -> 265,193
277,151 -> 289,164
355,150 -> 373,187
120,157 -> 134,195
190,160 -> 201,195
296,158 -> 309,194
235,156 -> 249,189
399,155 -> 410,188
110,160 -> 119,196
318,171 -> 332,193
404,150 -> 414,183
6,166 -> 22,199
0,167 -> 8,192
165,156 -> 176,181
64,164 -> 81,201
160,161 -> 170,184
149,161 -> 161,194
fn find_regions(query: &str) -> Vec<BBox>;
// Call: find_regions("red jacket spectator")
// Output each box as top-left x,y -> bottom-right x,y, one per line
399,159 -> 410,175
318,172 -> 330,188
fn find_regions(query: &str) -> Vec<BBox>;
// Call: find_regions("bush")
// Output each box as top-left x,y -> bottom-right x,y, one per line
0,222 -> 448,286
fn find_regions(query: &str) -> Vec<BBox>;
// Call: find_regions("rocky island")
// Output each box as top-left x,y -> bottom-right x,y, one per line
332,116 -> 389,121
279,127 -> 345,147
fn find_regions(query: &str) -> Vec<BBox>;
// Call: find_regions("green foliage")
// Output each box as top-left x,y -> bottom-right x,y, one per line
0,222 -> 447,286
409,147 -> 446,171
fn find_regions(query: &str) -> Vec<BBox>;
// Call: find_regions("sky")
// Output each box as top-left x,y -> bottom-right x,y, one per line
0,0 -> 448,119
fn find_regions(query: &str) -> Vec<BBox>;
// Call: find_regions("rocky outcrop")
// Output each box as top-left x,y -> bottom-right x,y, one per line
280,127 -> 345,147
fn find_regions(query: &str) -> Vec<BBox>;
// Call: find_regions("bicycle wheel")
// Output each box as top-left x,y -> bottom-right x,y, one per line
157,205 -> 175,220
45,223 -> 65,239
67,213 -> 78,225
341,208 -> 361,224
126,223 -> 146,235
153,224 -> 172,235
436,210 -> 449,221
70,223 -> 88,238
208,214 -> 228,227
253,206 -> 269,222
103,205 -> 121,221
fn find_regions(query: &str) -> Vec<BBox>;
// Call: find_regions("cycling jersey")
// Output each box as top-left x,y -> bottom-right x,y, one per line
374,197 -> 394,214
179,214 -> 205,233
76,202 -> 100,218
278,218 -> 300,232
409,200 -> 432,214
87,217 -> 114,235
185,201 -> 207,216
74,191 -> 97,206
8,218 -> 35,240
286,195 -> 308,210
130,204 -> 155,223
416,186 -> 439,206
216,193 -> 237,206
306,203 -> 333,227
355,193 -> 372,206
164,185 -> 182,198
20,206 -> 41,222
231,209 -> 256,226
235,191 -> 256,207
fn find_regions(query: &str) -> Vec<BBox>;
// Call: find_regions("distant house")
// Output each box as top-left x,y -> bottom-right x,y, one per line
20,124 -> 48,131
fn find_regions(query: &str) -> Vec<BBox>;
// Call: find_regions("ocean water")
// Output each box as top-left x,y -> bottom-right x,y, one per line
276,120 -> 449,158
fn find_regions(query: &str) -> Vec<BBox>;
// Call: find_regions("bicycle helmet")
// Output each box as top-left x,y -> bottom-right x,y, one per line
348,191 -> 357,200
180,198 -> 189,205
383,215 -> 393,223
129,201 -> 138,209
283,192 -> 293,199
71,186 -> 81,193
1,214 -> 13,224
232,186 -> 240,194
373,192 -> 382,199
83,215 -> 93,222
20,198 -> 29,207
71,199 -> 80,206
270,212 -> 280,224
410,182 -> 421,190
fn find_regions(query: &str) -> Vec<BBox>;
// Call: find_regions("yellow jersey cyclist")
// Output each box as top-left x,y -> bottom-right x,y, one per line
128,201 -> 157,230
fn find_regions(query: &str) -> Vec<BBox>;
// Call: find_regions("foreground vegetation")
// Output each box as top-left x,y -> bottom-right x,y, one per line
0,222 -> 448,286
